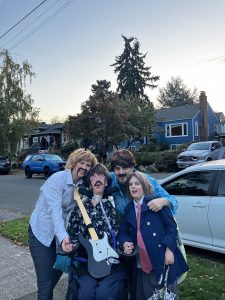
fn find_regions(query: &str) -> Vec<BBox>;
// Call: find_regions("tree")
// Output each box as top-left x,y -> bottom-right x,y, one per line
65,80 -> 128,162
157,76 -> 198,108
111,35 -> 159,103
65,80 -> 157,162
0,50 -> 39,156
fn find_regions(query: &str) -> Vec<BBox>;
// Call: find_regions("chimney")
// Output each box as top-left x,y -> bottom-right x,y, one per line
199,91 -> 208,141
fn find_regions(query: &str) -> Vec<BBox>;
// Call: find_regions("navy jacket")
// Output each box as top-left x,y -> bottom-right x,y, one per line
118,195 -> 189,284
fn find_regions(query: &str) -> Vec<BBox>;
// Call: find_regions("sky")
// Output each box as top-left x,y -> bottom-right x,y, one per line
0,0 -> 224,122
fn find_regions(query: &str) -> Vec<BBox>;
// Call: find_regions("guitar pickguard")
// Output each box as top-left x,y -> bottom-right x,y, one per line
79,232 -> 120,278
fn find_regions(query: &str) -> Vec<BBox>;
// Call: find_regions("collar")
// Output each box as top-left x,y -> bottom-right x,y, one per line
133,196 -> 144,208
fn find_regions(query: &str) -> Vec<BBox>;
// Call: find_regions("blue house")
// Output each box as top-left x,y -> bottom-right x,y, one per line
155,91 -> 221,150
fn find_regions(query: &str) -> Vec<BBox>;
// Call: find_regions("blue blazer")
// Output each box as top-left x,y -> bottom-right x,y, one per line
118,195 -> 189,284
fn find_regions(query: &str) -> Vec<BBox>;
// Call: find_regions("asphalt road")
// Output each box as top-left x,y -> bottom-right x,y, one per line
0,170 -> 44,215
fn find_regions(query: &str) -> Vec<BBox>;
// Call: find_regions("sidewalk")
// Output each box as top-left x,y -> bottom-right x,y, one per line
0,209 -> 68,300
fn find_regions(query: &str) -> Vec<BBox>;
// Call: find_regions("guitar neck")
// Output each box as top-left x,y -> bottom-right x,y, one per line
74,190 -> 99,240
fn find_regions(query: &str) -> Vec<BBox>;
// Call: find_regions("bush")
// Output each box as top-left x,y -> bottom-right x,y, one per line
134,150 -> 179,172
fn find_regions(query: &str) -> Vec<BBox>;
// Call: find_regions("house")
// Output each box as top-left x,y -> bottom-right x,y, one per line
21,122 -> 67,150
155,91 -> 221,150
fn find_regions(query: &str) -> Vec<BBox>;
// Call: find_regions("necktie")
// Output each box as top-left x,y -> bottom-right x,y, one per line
137,203 -> 152,273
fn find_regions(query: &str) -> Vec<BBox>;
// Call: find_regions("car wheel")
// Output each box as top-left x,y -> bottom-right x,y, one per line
44,167 -> 51,179
25,167 -> 32,178
207,157 -> 212,161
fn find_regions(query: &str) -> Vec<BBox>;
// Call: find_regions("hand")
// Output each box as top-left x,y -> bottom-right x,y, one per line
61,237 -> 74,252
123,241 -> 134,255
164,247 -> 174,265
147,198 -> 169,212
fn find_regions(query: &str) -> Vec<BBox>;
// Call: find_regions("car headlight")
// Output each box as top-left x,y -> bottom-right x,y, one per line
197,156 -> 206,160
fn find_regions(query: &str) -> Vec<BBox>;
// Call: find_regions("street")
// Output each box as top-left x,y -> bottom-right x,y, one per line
0,170 -> 44,215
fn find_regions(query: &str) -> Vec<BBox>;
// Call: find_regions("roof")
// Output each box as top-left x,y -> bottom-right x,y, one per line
155,104 -> 200,121
31,129 -> 62,136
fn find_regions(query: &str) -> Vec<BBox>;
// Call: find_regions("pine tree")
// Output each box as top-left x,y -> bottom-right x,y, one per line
157,76 -> 198,108
111,35 -> 159,103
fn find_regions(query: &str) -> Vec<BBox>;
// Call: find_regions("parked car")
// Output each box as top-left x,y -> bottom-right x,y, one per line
176,141 -> 223,169
159,160 -> 225,254
0,156 -> 11,174
22,153 -> 66,179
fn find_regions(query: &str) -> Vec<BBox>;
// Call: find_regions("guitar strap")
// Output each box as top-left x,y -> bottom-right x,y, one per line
75,191 -> 117,249
99,200 -> 117,249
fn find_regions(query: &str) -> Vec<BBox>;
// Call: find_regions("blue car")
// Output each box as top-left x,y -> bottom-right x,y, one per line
22,153 -> 66,179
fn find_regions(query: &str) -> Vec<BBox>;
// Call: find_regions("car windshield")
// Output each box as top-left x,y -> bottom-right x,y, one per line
187,143 -> 210,151
44,154 -> 63,161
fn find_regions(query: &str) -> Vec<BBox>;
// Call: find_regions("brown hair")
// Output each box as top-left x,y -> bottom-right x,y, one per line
88,164 -> 110,181
111,149 -> 136,169
127,171 -> 153,198
65,148 -> 98,170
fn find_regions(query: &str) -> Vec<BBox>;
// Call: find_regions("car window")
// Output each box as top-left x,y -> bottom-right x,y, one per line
217,171 -> 225,196
44,154 -> 62,161
161,171 -> 216,196
31,155 -> 39,161
187,142 -> 210,151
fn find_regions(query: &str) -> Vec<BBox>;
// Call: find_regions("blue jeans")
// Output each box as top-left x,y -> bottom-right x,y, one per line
28,225 -> 62,300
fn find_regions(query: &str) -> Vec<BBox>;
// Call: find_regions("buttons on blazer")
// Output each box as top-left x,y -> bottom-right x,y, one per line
147,221 -> 151,226
153,232 -> 157,236
158,244 -> 161,248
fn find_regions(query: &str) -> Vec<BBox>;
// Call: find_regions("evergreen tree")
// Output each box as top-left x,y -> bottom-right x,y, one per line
111,35 -> 159,103
157,76 -> 198,108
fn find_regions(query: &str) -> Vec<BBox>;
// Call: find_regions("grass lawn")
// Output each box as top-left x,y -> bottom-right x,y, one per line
0,217 -> 225,299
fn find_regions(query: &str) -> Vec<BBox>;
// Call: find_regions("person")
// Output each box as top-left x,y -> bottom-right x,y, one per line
28,148 -> 98,300
66,164 -> 125,300
119,171 -> 189,300
109,149 -> 178,220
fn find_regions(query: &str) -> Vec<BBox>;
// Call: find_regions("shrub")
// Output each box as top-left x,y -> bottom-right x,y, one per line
134,150 -> 179,172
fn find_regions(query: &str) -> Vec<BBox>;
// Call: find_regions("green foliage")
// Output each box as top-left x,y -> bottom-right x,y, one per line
111,35 -> 159,102
157,76 -> 198,108
0,50 -> 39,156
134,150 -> 179,172
179,254 -> 225,299
0,217 -> 29,246
65,80 -> 127,157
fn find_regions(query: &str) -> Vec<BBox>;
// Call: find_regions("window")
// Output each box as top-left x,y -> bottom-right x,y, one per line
195,121 -> 199,136
161,171 -> 216,196
33,137 -> 38,143
165,123 -> 188,137
217,172 -> 225,196
170,144 -> 180,150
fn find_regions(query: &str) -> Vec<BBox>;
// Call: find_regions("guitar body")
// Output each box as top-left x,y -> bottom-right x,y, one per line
79,232 -> 120,278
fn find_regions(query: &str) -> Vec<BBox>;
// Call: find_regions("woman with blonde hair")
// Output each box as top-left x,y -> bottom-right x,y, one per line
28,148 -> 98,300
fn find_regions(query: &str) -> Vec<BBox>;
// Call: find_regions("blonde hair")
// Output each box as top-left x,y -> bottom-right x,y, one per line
127,171 -> 153,198
65,148 -> 98,170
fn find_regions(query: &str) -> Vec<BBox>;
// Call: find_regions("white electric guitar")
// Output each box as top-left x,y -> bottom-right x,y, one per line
74,189 -> 120,278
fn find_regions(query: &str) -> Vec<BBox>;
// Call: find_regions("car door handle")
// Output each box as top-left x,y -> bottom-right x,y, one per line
192,202 -> 206,208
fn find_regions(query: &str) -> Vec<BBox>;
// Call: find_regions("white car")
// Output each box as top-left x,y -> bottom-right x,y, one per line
176,141 -> 224,169
159,160 -> 225,254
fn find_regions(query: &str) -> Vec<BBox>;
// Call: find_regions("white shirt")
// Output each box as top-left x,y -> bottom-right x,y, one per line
29,169 -> 83,246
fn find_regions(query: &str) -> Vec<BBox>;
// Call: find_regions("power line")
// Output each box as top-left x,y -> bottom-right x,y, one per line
0,0 -> 48,40
9,0 -> 74,51
2,0 -> 62,48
